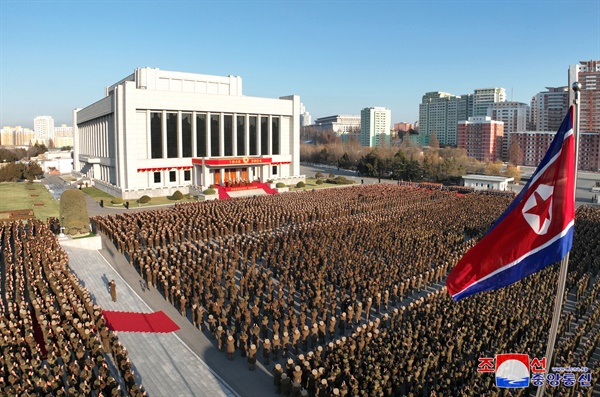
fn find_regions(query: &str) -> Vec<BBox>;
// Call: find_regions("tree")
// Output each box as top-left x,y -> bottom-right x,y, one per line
508,139 -> 523,166
0,163 -> 25,182
23,162 -> 43,181
338,152 -> 352,169
485,161 -> 503,176
428,133 -> 440,149
505,164 -> 522,183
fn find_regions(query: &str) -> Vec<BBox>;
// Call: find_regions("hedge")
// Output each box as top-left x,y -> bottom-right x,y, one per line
59,190 -> 90,236
296,181 -> 306,188
315,179 -> 324,185
138,195 -> 151,204
276,182 -> 286,188
325,176 -> 354,185
171,190 -> 184,200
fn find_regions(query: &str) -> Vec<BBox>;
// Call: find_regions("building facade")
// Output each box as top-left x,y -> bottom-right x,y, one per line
394,122 -> 414,132
33,116 -> 55,144
472,88 -> 506,116
313,115 -> 361,136
530,86 -> 569,132
359,107 -> 391,147
1,126 -> 35,147
507,130 -> 600,170
457,116 -> 504,162
299,103 -> 312,127
74,67 -> 301,199
462,175 -> 513,191
418,92 -> 471,147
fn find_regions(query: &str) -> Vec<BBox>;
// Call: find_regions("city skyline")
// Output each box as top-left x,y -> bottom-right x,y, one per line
1,0 -> 599,128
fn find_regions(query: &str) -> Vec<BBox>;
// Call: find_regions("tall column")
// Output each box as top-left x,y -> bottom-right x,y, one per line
146,111 -> 152,159
162,110 -> 167,159
177,111 -> 183,158
219,112 -> 225,157
220,167 -> 225,185
206,112 -> 211,158
268,115 -> 273,155
257,114 -> 261,156
191,112 -> 197,158
233,113 -> 237,157
245,114 -> 250,156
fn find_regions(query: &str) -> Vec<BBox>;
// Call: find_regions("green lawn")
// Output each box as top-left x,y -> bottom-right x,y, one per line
82,187 -> 200,208
0,182 -> 60,221
288,178 -> 355,191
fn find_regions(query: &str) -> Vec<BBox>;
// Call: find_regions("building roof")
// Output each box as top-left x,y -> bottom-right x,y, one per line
462,174 -> 514,182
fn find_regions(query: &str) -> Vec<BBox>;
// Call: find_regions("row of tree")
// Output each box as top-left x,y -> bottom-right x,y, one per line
0,143 -> 48,163
301,131 -> 521,184
0,162 -> 44,182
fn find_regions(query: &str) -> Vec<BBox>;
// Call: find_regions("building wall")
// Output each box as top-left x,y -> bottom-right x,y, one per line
458,116 -> 504,162
531,87 -> 569,132
359,107 -> 391,147
74,68 -> 300,198
418,92 -> 470,147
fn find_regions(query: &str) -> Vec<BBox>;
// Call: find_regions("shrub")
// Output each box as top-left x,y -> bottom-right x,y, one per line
59,190 -> 89,236
296,181 -> 306,188
325,176 -> 355,185
315,179 -> 324,185
111,197 -> 123,205
138,195 -> 151,204
276,182 -> 286,188
171,190 -> 184,200
329,173 -> 335,178
204,188 -> 216,195
315,172 -> 323,178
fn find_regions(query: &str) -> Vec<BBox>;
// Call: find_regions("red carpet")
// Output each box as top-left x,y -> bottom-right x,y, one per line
214,185 -> 231,199
102,310 -> 180,333
255,182 -> 278,195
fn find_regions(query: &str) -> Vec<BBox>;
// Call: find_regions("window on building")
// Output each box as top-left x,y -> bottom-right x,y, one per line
249,116 -> 257,155
224,115 -> 233,156
272,117 -> 280,155
196,113 -> 207,157
150,112 -> 162,159
237,115 -> 245,156
170,170 -> 176,182
261,116 -> 269,155
211,115 -> 220,156
154,172 -> 161,183
184,170 -> 191,181
167,113 -> 178,158
182,113 -> 192,157
272,165 -> 278,175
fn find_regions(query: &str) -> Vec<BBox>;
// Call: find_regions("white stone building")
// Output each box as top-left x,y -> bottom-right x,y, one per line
462,174 -> 514,191
73,67 -> 301,199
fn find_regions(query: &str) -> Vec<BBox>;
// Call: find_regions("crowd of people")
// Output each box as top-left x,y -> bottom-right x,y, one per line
92,184 -> 600,395
0,220 -> 145,396
4,180 -> 598,397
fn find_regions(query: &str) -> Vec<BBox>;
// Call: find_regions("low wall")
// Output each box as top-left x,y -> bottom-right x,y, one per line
58,235 -> 102,250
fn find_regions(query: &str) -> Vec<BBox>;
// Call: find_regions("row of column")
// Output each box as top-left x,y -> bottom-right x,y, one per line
79,116 -> 111,158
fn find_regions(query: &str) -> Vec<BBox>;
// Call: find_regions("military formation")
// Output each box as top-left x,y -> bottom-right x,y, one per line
0,220 -> 146,396
91,184 -> 600,396
2,182 -> 599,396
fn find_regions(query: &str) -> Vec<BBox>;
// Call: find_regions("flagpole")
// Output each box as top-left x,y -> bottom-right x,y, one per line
535,82 -> 581,397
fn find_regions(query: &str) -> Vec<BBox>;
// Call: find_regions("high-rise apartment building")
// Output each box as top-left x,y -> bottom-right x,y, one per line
530,86 -> 569,132
418,92 -> 471,147
488,102 -> 529,161
299,103 -> 312,127
457,116 -> 504,162
33,116 -> 55,143
359,107 -> 391,147
569,60 -> 600,170
1,126 -> 35,146
472,88 -> 506,116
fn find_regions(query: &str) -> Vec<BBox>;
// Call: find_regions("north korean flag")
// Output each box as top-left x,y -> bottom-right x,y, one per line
447,106 -> 575,301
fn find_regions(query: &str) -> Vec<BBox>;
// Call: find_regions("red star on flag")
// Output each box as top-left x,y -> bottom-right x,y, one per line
524,191 -> 552,233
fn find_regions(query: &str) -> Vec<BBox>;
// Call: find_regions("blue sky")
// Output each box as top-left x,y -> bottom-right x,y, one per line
1,0 -> 599,128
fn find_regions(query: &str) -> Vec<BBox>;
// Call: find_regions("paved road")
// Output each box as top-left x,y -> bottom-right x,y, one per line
63,243 -> 241,397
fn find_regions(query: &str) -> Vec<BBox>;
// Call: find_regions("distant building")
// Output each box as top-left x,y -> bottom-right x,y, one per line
472,88 -> 506,116
462,174 -> 513,191
74,67 -> 301,199
33,150 -> 73,174
359,107 -> 391,147
394,122 -> 414,132
54,124 -> 74,148
299,103 -> 312,127
569,60 -> 600,171
530,87 -> 569,132
507,130 -> 600,170
34,116 -> 55,144
418,92 -> 471,147
313,115 -> 361,136
488,102 -> 529,161
1,126 -> 35,146
457,116 -> 504,162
